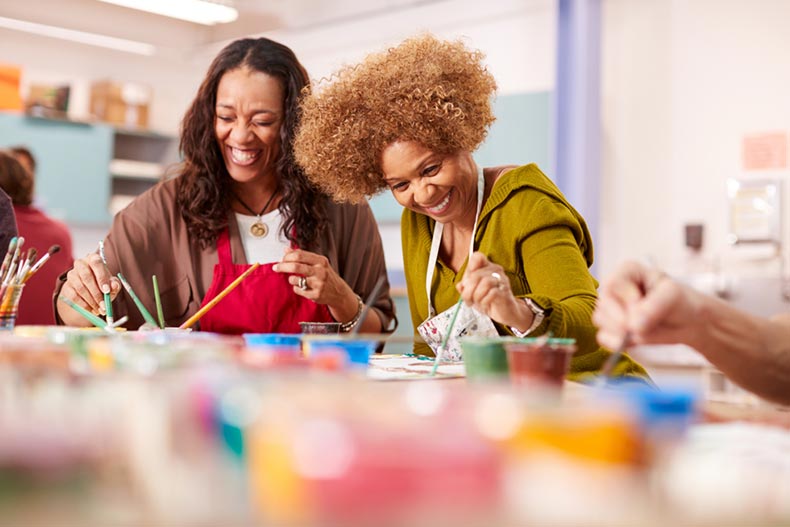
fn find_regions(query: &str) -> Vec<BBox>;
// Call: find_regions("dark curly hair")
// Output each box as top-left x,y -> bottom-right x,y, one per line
0,150 -> 33,206
177,37 -> 327,249
294,34 -> 496,203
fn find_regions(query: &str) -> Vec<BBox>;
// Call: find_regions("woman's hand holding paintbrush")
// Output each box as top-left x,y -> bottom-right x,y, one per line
456,251 -> 539,333
431,252 -> 534,376
57,250 -> 123,327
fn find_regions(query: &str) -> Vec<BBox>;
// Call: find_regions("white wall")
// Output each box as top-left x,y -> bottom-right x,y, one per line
5,0 -> 556,135
4,28 -> 204,133
243,0 -> 558,271
601,0 -> 790,281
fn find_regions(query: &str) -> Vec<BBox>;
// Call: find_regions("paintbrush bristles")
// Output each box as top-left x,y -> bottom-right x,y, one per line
0,237 -> 18,280
23,244 -> 63,283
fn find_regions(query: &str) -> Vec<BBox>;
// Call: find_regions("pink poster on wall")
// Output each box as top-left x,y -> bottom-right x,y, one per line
742,132 -> 787,170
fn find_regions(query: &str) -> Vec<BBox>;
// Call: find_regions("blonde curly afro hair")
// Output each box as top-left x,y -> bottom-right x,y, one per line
293,33 -> 497,203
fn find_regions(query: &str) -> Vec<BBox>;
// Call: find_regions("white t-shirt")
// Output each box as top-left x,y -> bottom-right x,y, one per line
234,209 -> 290,264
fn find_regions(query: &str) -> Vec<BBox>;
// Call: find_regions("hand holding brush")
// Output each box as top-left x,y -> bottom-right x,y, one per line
56,246 -> 123,327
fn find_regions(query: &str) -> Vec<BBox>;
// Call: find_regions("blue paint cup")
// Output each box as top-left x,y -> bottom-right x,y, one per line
243,333 -> 303,367
307,339 -> 376,368
243,333 -> 302,350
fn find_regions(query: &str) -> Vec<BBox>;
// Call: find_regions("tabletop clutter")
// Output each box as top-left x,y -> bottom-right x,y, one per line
0,324 -> 788,527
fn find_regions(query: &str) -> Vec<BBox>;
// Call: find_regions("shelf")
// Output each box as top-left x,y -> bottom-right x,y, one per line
112,126 -> 175,140
109,159 -> 164,180
109,194 -> 137,216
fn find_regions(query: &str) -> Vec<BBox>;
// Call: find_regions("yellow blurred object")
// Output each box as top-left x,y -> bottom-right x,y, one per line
247,421 -> 307,525
0,64 -> 23,111
87,338 -> 114,371
12,325 -> 52,338
508,409 -> 645,466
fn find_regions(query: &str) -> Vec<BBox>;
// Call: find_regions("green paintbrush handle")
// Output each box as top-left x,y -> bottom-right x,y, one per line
59,295 -> 108,329
117,273 -> 158,326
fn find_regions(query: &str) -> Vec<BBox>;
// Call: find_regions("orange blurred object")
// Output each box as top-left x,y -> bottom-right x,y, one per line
0,64 -> 23,111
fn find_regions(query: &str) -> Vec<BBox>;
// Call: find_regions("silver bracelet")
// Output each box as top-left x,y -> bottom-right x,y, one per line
338,295 -> 364,332
510,297 -> 545,338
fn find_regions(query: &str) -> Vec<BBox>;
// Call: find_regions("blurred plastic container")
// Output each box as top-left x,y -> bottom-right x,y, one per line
306,339 -> 375,369
244,333 -> 301,350
461,336 -> 510,382
505,338 -> 575,389
247,379 -> 503,526
242,333 -> 303,368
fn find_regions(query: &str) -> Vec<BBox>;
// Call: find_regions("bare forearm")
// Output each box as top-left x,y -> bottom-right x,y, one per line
689,293 -> 790,404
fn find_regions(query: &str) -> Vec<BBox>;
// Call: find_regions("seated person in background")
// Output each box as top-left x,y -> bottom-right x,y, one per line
0,186 -> 16,255
10,146 -> 36,177
293,34 -> 647,381
594,260 -> 790,404
55,37 -> 395,334
0,150 -> 73,325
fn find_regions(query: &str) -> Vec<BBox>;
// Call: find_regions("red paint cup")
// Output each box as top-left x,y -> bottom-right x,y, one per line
504,338 -> 575,389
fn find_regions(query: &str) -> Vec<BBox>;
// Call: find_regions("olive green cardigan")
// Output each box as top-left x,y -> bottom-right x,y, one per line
401,163 -> 648,381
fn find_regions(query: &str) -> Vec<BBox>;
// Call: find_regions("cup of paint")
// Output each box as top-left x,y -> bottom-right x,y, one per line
243,333 -> 303,367
306,338 -> 376,369
299,321 -> 341,334
460,337 -> 510,382
504,338 -> 575,388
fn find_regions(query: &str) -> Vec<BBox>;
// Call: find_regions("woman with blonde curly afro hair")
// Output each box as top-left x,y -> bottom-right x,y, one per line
295,34 -> 648,383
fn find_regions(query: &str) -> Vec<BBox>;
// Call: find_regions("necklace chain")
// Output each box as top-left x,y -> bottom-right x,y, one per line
233,186 -> 278,218
232,186 -> 279,238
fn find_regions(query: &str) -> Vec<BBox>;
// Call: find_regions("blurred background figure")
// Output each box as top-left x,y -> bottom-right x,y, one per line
10,146 -> 36,177
0,149 -> 74,325
0,186 -> 17,255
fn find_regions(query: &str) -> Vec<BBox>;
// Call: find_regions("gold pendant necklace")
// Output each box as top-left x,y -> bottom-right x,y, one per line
232,185 -> 279,238
249,220 -> 268,238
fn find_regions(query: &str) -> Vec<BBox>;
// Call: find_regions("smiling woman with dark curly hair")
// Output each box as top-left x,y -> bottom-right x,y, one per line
53,38 -> 395,336
294,34 -> 648,383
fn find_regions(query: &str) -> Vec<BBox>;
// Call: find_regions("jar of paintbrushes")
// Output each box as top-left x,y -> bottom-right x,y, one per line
0,237 -> 60,330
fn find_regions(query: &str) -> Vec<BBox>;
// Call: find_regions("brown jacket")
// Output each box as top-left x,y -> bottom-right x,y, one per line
55,178 -> 396,331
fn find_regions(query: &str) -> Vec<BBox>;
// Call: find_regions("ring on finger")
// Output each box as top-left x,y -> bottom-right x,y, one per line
298,276 -> 308,291
491,271 -> 504,289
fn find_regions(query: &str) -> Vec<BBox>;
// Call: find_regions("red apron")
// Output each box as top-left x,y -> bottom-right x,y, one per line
198,229 -> 333,334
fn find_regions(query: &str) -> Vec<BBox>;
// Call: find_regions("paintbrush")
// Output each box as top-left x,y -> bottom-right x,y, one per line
24,245 -> 61,282
0,236 -> 17,281
180,263 -> 260,329
430,298 -> 464,376
596,332 -> 631,387
14,248 -> 36,284
58,295 -> 108,329
152,275 -> 165,329
97,241 -> 114,325
3,237 -> 24,286
351,275 -> 387,336
117,272 -> 158,327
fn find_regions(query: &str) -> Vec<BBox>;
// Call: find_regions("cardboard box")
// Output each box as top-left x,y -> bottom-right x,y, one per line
26,84 -> 70,118
90,80 -> 151,129
0,64 -> 23,111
